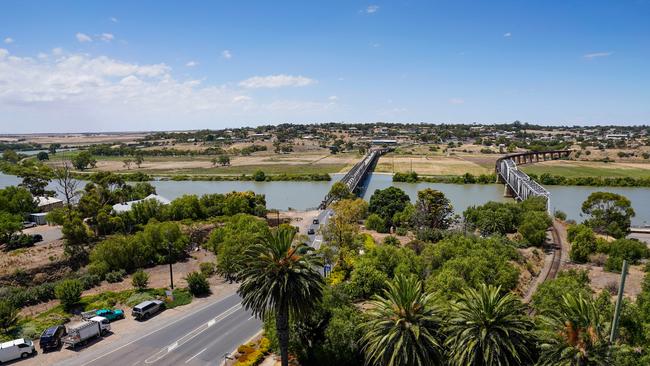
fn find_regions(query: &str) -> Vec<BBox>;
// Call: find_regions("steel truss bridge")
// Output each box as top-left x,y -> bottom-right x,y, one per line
319,148 -> 391,209
496,150 -> 572,210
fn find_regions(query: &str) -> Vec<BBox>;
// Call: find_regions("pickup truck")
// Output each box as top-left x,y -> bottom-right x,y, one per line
61,316 -> 111,349
83,308 -> 124,322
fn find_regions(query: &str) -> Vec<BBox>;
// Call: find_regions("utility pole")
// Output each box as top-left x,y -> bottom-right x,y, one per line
610,259 -> 628,343
168,241 -> 174,290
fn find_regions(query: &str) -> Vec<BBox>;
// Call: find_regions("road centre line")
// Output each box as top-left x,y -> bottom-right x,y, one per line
185,347 -> 207,364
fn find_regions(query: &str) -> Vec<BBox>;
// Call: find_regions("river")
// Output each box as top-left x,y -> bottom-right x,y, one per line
1,173 -> 649,226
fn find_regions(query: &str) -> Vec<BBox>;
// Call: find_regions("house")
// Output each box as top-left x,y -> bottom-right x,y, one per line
112,194 -> 171,213
35,196 -> 64,212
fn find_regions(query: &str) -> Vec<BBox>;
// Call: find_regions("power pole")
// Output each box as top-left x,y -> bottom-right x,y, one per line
610,260 -> 628,343
168,241 -> 174,290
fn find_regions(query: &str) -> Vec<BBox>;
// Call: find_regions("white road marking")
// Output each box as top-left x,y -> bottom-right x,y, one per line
184,347 -> 207,364
80,294 -> 239,366
144,304 -> 243,364
208,319 -> 216,327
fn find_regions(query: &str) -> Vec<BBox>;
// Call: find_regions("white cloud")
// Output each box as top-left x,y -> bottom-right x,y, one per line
185,60 -> 198,67
221,50 -> 232,59
99,33 -> 114,42
365,5 -> 379,14
449,98 -> 465,105
76,33 -> 92,43
109,17 -> 119,23
233,95 -> 252,103
584,52 -> 613,59
0,49 -> 331,132
4,37 -> 14,44
328,95 -> 338,101
503,32 -> 512,37
239,74 -> 316,89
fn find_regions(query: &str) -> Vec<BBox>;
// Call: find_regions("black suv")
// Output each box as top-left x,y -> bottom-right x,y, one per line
39,325 -> 67,351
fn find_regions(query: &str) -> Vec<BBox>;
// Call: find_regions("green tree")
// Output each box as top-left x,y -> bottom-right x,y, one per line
72,151 -> 97,170
217,154 -> 230,166
2,149 -> 20,163
0,186 -> 37,217
134,152 -> 144,168
36,151 -> 49,161
0,212 -> 22,243
0,300 -> 19,332
532,270 -> 592,313
185,271 -> 210,296
328,181 -> 353,202
237,227 -> 324,366
253,170 -> 266,181
62,216 -> 92,260
55,279 -> 83,310
538,293 -> 610,366
518,211 -> 552,246
368,187 -> 411,229
18,167 -> 54,197
322,198 -> 367,249
365,213 -> 387,233
413,188 -> 454,230
581,191 -> 635,238
446,284 -> 535,366
206,214 -> 269,280
361,275 -> 444,366
568,224 -> 597,263
131,269 -> 150,290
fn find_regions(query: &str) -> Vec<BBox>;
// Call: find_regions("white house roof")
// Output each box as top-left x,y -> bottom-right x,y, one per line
112,194 -> 171,213
35,196 -> 64,207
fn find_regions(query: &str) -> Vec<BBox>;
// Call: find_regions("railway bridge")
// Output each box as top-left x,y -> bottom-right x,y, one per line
318,148 -> 391,209
495,150 -> 572,210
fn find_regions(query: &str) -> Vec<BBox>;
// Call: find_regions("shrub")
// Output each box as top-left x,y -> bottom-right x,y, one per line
125,292 -> 156,307
605,255 -> 624,273
54,279 -> 83,309
87,261 -> 110,279
106,269 -> 127,283
382,236 -> 400,246
79,274 -> 102,290
259,337 -> 271,353
0,300 -> 19,332
131,270 -> 150,290
185,271 -> 210,296
608,239 -> 649,264
365,214 -> 386,233
554,210 -> 567,220
395,227 -> 408,236
199,262 -> 216,277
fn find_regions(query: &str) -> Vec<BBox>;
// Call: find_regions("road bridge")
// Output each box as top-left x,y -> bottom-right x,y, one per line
318,148 -> 391,209
495,150 -> 572,210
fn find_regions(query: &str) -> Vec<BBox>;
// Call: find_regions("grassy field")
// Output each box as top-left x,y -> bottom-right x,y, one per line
376,155 -> 494,176
520,161 -> 650,178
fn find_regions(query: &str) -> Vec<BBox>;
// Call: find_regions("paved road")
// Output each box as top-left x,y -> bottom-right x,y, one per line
56,294 -> 261,366
306,208 -> 332,250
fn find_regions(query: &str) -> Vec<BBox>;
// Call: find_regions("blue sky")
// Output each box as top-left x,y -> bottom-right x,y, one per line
1,0 -> 648,133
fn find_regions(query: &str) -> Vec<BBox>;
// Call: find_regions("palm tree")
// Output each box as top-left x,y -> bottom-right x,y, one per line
360,274 -> 445,366
445,284 -> 536,366
237,226 -> 323,366
537,293 -> 610,366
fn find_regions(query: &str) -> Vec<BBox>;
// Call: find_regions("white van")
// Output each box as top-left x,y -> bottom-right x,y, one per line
0,338 -> 36,363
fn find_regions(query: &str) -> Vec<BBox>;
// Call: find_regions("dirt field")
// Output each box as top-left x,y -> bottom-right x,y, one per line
376,154 -> 495,175
18,132 -> 149,146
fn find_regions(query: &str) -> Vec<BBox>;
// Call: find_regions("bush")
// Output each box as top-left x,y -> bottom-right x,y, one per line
382,236 -> 400,246
79,274 -> 102,290
87,261 -> 110,279
185,271 -> 210,296
106,269 -> 127,283
554,210 -> 567,221
199,262 -> 216,277
131,270 -> 150,290
0,300 -> 18,332
395,227 -> 408,236
54,279 -> 83,309
605,256 -> 624,273
365,214 -> 386,233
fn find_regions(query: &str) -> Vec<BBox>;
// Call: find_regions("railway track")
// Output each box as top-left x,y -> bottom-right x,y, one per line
523,220 -> 564,307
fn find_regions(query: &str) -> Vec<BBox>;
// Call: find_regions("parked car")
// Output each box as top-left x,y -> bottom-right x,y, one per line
0,338 -> 36,363
62,317 -> 110,349
39,325 -> 67,351
83,309 -> 124,322
312,219 -> 319,225
307,228 -> 315,235
22,221 -> 36,229
132,300 -> 165,320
